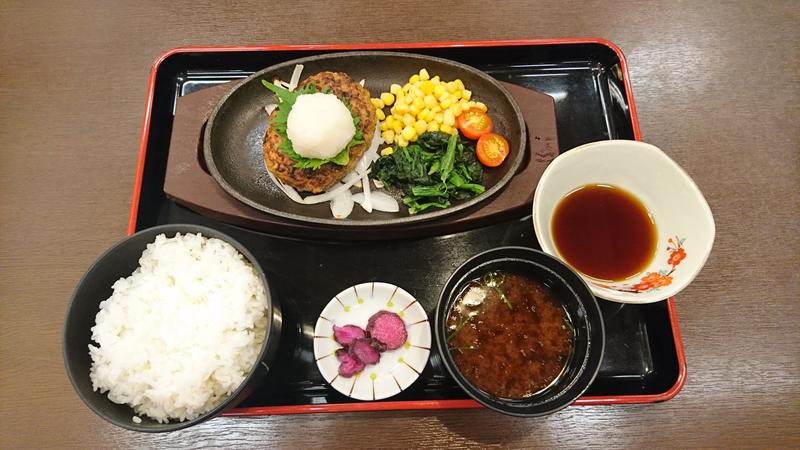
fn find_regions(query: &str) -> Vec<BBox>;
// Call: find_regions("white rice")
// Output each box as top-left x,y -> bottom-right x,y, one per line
88,232 -> 268,423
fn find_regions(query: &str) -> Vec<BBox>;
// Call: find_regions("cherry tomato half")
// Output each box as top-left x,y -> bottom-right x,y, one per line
456,108 -> 493,140
476,133 -> 510,167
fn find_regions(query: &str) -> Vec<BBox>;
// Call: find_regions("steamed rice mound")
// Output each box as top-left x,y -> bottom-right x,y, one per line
88,233 -> 268,423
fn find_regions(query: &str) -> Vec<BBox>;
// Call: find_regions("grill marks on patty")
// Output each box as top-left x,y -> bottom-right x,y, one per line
262,72 -> 376,193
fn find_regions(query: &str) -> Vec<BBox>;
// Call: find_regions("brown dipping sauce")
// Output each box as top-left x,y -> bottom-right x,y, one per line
446,272 -> 574,399
552,184 -> 657,281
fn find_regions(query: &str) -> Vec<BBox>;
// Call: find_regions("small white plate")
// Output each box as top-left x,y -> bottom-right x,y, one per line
313,282 -> 431,401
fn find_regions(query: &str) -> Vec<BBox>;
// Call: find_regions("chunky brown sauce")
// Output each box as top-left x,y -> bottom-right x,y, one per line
446,272 -> 573,399
552,184 -> 657,281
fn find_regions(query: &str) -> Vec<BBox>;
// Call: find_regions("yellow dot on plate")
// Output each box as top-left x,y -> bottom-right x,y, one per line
404,341 -> 411,349
330,335 -> 335,341
355,373 -> 361,379
399,311 -> 405,318
387,301 -> 394,308
357,298 -> 364,304
344,306 -> 351,312
370,373 -> 377,380
398,357 -> 404,363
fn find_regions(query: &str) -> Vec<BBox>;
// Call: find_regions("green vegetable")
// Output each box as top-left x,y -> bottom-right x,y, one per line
372,131 -> 486,214
483,271 -> 513,310
438,133 -> 457,183
261,80 -> 364,170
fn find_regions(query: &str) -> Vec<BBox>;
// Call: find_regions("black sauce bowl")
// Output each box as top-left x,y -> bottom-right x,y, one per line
62,224 -> 282,432
434,246 -> 604,417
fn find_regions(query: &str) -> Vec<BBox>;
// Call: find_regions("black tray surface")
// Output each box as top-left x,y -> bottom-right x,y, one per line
134,43 -> 679,408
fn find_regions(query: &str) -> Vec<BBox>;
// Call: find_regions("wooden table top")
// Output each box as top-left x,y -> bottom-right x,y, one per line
1,1 -> 798,447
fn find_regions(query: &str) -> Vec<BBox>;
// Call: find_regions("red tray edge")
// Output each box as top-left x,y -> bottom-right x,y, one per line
126,38 -> 686,415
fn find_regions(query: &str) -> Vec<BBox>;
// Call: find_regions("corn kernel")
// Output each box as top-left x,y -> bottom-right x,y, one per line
431,75 -> 440,83
401,125 -> 416,141
466,101 -> 476,110
454,79 -> 465,90
422,94 -> 436,109
419,68 -> 430,80
435,112 -> 444,123
411,86 -> 424,98
443,109 -> 456,126
382,130 -> 395,144
409,97 -> 423,110
414,119 -> 428,134
452,90 -> 462,100
462,89 -> 472,101
392,121 -> 403,134
427,121 -> 440,132
475,101 -> 488,112
459,100 -> 470,111
446,81 -> 457,93
390,84 -> 402,95
402,113 -> 415,126
433,85 -> 445,97
376,109 -> 386,121
420,80 -> 434,95
396,135 -> 408,147
403,83 -> 412,93
409,74 -> 420,84
380,147 -> 394,156
409,105 -> 419,116
425,109 -> 436,122
403,94 -> 414,105
380,121 -> 389,132
371,98 -> 384,109
380,92 -> 395,106
432,105 -> 442,113
394,102 -> 409,115
440,124 -> 454,134
450,103 -> 463,117
440,97 -> 452,109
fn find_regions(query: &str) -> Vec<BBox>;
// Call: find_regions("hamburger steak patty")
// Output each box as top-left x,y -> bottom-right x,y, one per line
263,71 -> 376,193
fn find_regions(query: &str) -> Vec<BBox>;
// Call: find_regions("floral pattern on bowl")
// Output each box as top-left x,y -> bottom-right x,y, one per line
599,236 -> 686,294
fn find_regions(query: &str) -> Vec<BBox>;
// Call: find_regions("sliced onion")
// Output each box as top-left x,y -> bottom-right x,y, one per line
359,126 -> 382,173
273,78 -> 291,90
361,172 -> 373,213
330,188 -> 354,219
301,170 -> 370,204
264,103 -> 277,115
288,64 -> 304,91
342,170 -> 361,184
359,79 -> 365,86
353,191 -> 399,213
373,179 -> 385,189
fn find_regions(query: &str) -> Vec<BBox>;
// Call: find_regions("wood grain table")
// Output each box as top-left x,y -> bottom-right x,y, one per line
1,1 -> 798,447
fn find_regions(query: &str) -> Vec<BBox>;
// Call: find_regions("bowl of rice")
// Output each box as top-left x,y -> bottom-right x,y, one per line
62,224 -> 281,432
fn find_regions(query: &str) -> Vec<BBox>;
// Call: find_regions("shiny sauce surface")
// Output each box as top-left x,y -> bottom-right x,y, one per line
446,272 -> 573,399
552,184 -> 657,281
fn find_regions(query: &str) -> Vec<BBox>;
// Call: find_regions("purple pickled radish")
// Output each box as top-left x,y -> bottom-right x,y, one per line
350,338 -> 381,365
367,310 -> 408,350
335,348 -> 350,363
332,324 -> 366,346
336,349 -> 365,377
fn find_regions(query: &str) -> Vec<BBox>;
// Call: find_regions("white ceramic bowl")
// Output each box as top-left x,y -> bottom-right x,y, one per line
533,140 -> 714,304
